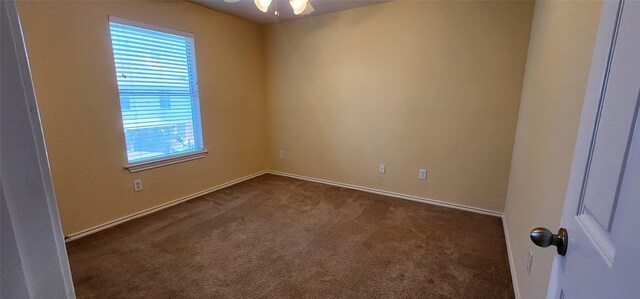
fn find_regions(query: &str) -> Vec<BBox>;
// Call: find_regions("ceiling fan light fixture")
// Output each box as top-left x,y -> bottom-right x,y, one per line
289,0 -> 308,15
254,0 -> 272,12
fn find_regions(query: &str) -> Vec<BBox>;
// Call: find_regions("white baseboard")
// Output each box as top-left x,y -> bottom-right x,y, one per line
502,214 -> 521,299
65,169 -> 504,242
64,170 -> 268,242
267,170 -> 503,217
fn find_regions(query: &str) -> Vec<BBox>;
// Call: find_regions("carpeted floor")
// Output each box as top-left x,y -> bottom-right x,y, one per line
66,174 -> 514,298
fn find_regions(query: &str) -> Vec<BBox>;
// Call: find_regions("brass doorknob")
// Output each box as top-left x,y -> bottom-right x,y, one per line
530,227 -> 568,256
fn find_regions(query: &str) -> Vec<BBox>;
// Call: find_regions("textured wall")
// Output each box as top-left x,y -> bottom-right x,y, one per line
265,1 -> 534,213
17,1 -> 268,235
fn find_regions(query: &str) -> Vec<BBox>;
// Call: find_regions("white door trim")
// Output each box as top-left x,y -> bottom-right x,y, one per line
1,0 -> 75,297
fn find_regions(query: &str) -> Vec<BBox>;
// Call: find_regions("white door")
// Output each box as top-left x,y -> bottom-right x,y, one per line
544,0 -> 640,298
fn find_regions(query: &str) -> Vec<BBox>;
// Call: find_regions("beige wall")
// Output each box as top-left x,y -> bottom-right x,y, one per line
265,1 -> 534,213
503,1 -> 603,298
16,1 -> 268,235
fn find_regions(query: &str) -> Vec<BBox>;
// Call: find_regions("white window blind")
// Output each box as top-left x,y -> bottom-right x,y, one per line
109,19 -> 203,165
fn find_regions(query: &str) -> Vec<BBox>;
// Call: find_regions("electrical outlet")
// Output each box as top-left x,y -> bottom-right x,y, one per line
279,150 -> 285,159
379,164 -> 386,174
419,169 -> 427,180
133,179 -> 143,192
526,249 -> 534,275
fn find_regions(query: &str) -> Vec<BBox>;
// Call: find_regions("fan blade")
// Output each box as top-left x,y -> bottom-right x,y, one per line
301,1 -> 315,15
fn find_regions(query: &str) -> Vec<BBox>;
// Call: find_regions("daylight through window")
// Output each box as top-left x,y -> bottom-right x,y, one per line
109,19 -> 203,164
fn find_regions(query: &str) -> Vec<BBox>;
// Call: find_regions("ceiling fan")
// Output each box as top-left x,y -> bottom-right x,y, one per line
223,0 -> 315,16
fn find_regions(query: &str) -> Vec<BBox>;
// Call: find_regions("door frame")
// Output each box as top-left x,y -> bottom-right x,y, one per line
1,0 -> 75,297
546,0 -> 624,297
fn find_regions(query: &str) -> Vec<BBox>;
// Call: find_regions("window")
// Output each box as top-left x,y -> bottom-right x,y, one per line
109,17 -> 205,171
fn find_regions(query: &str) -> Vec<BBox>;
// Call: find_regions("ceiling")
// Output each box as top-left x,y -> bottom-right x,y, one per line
191,0 -> 389,24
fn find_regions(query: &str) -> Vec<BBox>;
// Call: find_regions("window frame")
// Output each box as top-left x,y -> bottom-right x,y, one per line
108,16 -> 207,173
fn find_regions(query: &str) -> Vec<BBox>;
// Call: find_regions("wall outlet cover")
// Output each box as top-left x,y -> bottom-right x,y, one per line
133,179 -> 143,192
419,169 -> 427,180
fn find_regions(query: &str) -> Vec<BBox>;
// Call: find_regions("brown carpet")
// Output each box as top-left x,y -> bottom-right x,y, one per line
66,174 -> 514,298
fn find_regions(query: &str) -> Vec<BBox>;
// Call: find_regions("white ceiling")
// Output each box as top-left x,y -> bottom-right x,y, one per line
191,0 -> 389,24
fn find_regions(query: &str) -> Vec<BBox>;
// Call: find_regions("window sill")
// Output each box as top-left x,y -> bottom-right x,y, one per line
124,150 -> 208,173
